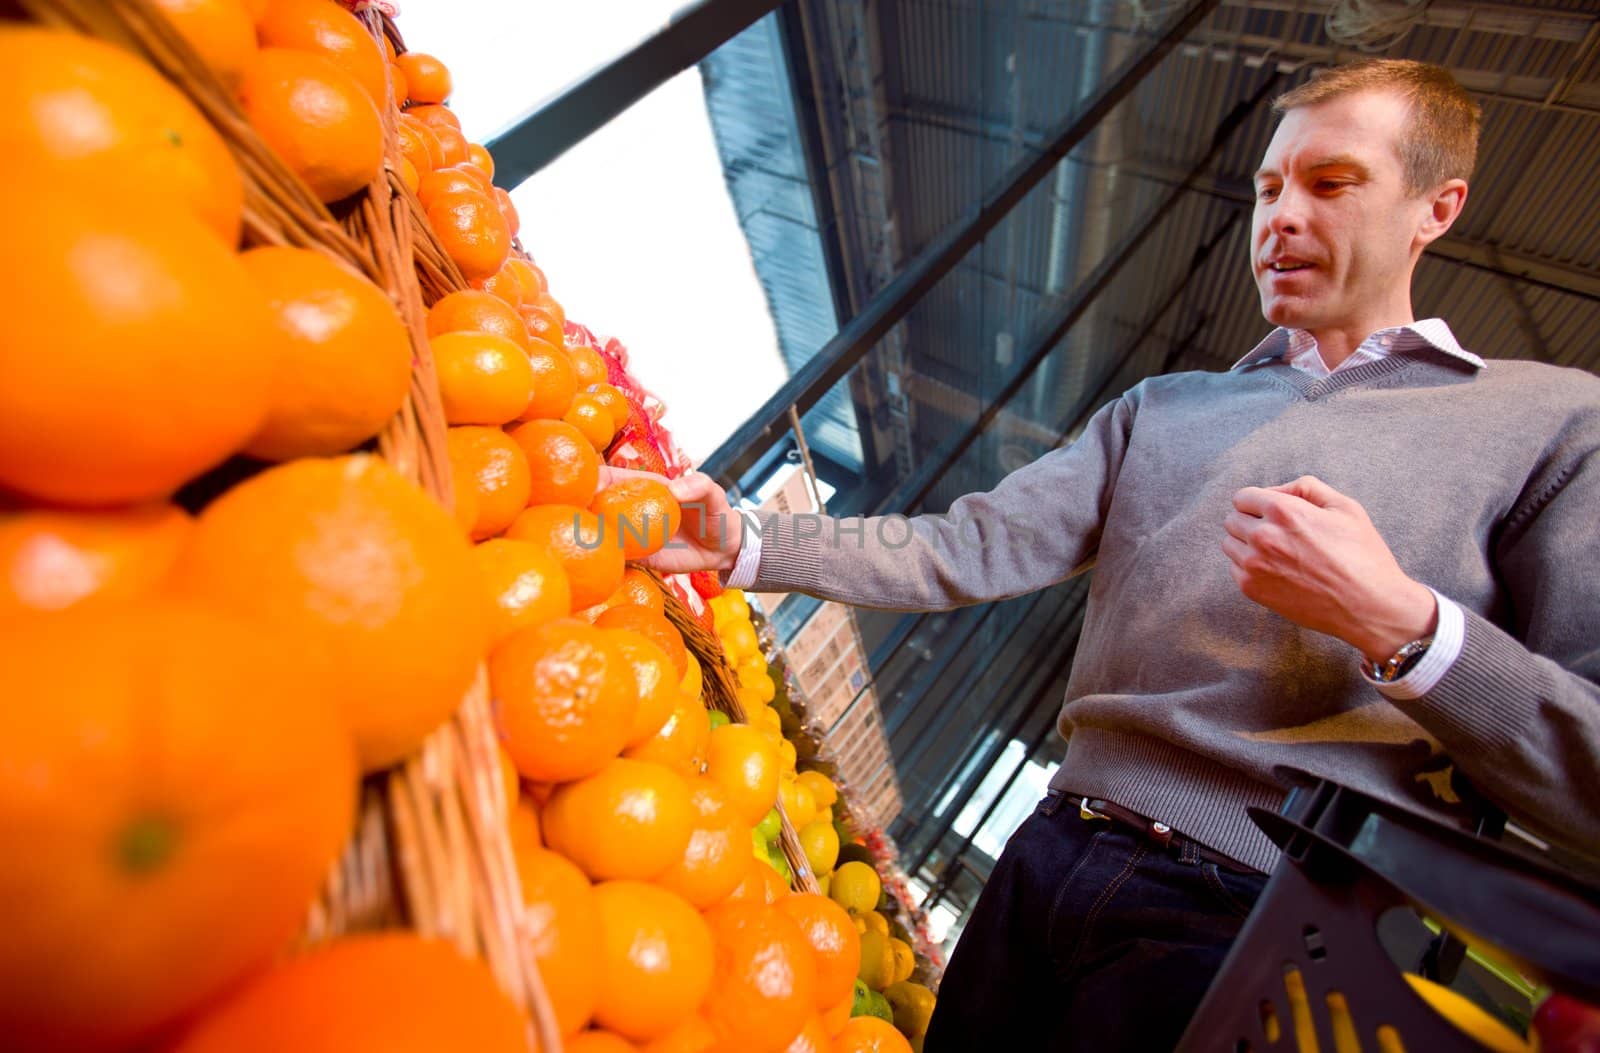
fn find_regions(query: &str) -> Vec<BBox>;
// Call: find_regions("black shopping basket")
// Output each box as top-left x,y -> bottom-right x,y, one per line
1176,768 -> 1600,1052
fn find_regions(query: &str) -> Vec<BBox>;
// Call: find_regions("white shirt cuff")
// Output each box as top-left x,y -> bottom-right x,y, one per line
721,510 -> 763,590
1373,588 -> 1465,701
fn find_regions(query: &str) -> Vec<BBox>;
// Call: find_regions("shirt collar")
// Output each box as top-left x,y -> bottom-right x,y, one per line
1232,319 -> 1486,372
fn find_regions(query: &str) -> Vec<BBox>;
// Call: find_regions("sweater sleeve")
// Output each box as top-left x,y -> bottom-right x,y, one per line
1392,422 -> 1600,854
747,393 -> 1136,611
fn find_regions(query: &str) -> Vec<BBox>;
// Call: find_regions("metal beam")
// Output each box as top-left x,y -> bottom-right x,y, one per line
699,0 -> 1223,486
485,0 -> 785,187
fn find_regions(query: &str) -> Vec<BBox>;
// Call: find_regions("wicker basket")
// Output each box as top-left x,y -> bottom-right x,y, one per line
661,586 -> 821,895
15,0 -> 559,1048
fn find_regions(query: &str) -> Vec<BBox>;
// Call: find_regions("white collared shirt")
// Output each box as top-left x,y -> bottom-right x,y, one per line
730,319 -> 1477,699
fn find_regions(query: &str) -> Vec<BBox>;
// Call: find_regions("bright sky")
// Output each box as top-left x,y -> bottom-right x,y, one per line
394,0 -> 791,464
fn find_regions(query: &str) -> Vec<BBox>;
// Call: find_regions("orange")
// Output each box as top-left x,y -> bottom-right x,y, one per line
431,121 -> 470,167
508,796 -> 540,853
594,605 -> 688,679
506,504 -> 626,609
775,894 -> 862,1009
254,0 -> 387,105
640,1014 -> 720,1053
509,419 -> 600,507
593,881 -> 715,1042
490,619 -> 635,783
0,184 -> 276,506
509,257 -> 550,298
239,246 -> 411,459
495,187 -> 521,238
591,477 -> 682,561
514,845 -> 602,1039
167,934 -> 525,1053
454,160 -> 494,193
0,504 -> 190,616
522,341 -> 580,421
0,26 -> 244,243
569,344 -> 611,387
171,455 -> 487,771
450,466 -> 480,534
389,60 -> 408,106
721,853 -> 778,906
432,331 -> 534,425
447,426 -> 532,540
588,383 -> 634,430
397,50 -> 452,104
608,631 -> 680,747
622,690 -> 711,778
681,653 -> 705,702
406,102 -> 462,134
522,302 -> 567,347
820,994 -> 852,1038
499,743 -> 523,807
569,1032 -> 641,1053
241,48 -> 383,203
830,1017 -> 913,1053
472,262 -> 524,307
785,1016 -> 830,1053
398,154 -> 419,192
703,902 -> 818,1053
417,166 -> 490,207
397,113 -> 444,172
566,391 -> 619,450
472,538 -> 572,645
428,190 -> 512,280
653,776 -> 747,909
150,0 -> 258,88
467,142 -> 496,179
542,758 -> 694,881
609,568 -> 668,616
705,724 -> 782,826
535,292 -> 568,332
427,288 -> 532,351
0,601 -> 355,1052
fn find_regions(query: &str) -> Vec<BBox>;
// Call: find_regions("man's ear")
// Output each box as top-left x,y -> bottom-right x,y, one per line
1416,178 -> 1468,249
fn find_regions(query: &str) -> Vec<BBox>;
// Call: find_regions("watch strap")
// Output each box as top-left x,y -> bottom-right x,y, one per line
1362,635 -> 1435,684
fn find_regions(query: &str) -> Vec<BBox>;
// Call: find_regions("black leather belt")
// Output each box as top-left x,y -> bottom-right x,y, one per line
1071,795 -> 1263,876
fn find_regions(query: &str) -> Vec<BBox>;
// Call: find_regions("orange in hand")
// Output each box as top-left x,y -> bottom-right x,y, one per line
704,724 -> 782,826
542,758 -> 694,881
653,776 -> 748,909
240,245 -> 412,459
397,51 -> 452,104
240,48 -> 383,203
427,289 -> 531,351
506,504 -> 625,609
703,901 -> 818,1053
171,455 -> 488,771
490,619 -> 635,783
0,504 -> 191,616
428,191 -> 511,280
472,538 -> 572,645
514,845 -> 602,1039
592,881 -> 715,1042
509,419 -> 601,507
447,426 -> 532,540
591,477 -> 682,561
254,0 -> 386,104
774,894 -> 862,1009
432,330 -> 535,425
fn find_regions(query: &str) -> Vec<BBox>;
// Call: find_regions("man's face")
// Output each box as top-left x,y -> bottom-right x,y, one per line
1251,90 -> 1435,335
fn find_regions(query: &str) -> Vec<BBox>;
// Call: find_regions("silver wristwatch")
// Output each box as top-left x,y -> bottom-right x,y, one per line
1362,635 -> 1435,683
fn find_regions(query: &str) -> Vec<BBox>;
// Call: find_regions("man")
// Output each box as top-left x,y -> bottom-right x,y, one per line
620,60 -> 1600,1048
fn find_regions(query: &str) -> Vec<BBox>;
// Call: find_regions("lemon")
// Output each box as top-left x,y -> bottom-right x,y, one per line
858,910 -> 889,937
736,685 -> 767,713
830,861 -> 881,913
779,777 -> 817,829
736,652 -> 767,685
756,807 -> 783,841
858,930 -> 896,991
720,620 -> 758,660
725,591 -> 750,620
889,938 -> 915,983
817,870 -> 831,897
816,805 -> 833,825
778,738 -> 797,773
797,770 -> 838,809
800,818 -> 840,874
1405,974 -> 1533,1053
885,981 -> 936,1036
749,672 -> 775,704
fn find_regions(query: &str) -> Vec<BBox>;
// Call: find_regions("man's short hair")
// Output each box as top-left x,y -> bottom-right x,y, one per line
1273,59 -> 1482,194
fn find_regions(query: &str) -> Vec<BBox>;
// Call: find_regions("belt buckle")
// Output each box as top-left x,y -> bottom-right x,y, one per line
1079,798 -> 1111,822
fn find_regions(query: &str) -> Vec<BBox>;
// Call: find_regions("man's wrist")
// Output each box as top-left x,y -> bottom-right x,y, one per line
1352,579 -> 1439,663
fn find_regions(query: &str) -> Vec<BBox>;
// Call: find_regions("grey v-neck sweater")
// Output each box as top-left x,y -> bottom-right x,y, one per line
746,350 -> 1600,873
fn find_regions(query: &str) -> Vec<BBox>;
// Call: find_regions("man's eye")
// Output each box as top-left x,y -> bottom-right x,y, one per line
1316,180 -> 1348,192
1256,186 -> 1279,201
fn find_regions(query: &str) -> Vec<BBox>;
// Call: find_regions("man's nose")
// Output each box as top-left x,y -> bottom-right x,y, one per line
1267,187 -> 1304,237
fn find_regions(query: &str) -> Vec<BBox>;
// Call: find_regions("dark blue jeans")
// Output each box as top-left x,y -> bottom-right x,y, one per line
924,792 -> 1268,1052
